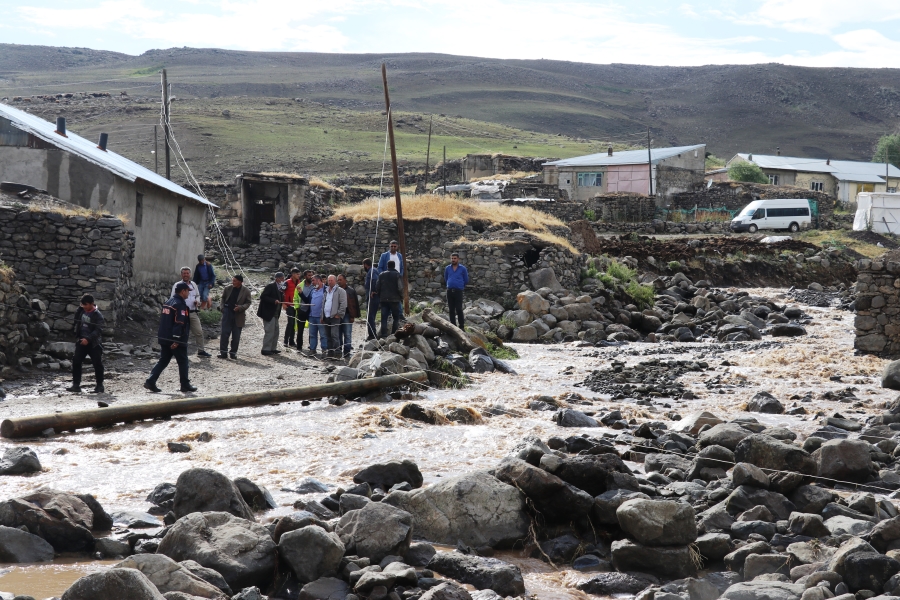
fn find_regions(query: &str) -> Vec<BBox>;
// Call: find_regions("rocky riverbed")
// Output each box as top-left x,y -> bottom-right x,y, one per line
0,290 -> 897,600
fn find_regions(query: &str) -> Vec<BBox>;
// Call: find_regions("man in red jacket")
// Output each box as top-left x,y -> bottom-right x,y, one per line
283,268 -> 301,347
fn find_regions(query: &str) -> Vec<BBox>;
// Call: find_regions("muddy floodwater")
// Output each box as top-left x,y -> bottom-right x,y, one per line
0,289 -> 893,599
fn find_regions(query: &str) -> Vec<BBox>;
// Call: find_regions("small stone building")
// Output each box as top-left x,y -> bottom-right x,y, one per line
0,103 -> 214,283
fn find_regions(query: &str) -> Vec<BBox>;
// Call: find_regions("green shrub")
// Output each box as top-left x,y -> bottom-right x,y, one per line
499,315 -> 517,329
583,209 -> 597,221
486,342 -> 519,360
667,261 -> 681,270
728,162 -> 769,184
625,281 -> 655,309
198,309 -> 222,326
606,261 -> 636,282
599,273 -> 616,287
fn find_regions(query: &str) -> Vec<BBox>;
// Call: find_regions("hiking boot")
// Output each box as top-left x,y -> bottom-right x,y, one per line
197,350 -> 212,357
143,380 -> 162,393
66,385 -> 82,393
181,384 -> 198,393
217,353 -> 228,359
91,384 -> 105,394
229,353 -> 237,359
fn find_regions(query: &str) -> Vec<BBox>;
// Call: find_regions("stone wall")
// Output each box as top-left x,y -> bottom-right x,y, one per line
502,183 -> 565,200
671,182 -> 834,223
0,206 -> 136,335
854,254 -> 900,356
0,269 -> 52,372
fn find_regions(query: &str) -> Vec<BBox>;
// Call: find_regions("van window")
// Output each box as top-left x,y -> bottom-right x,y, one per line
739,206 -> 757,217
753,209 -> 765,220
766,207 -> 810,217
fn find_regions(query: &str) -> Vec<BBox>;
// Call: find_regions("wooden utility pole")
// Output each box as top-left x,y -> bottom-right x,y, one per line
153,125 -> 158,174
381,63 -> 410,315
161,69 -> 171,180
443,145 -> 447,195
647,127 -> 653,196
423,115 -> 433,193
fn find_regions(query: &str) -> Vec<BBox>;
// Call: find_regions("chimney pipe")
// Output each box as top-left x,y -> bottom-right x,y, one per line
607,145 -> 613,157
55,117 -> 67,137
826,158 -> 830,165
97,133 -> 108,151
776,146 -> 781,156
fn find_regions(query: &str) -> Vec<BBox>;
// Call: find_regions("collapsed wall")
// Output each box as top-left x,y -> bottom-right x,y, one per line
0,267 -> 51,372
855,253 -> 900,355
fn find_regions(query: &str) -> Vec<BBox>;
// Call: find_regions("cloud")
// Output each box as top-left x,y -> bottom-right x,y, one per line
729,0 -> 900,34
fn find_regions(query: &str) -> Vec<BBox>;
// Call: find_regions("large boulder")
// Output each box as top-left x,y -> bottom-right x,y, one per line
724,486 -> 796,520
840,552 -> 900,592
678,411 -> 725,436
719,581 -> 804,600
576,572 -> 659,595
883,360 -> 900,390
383,472 -> 528,548
492,458 -> 594,521
552,409 -> 599,428
179,560 -> 233,597
298,577 -> 349,600
353,460 -> 423,490
813,439 -> 873,483
516,291 -> 550,316
0,446 -> 42,475
745,392 -> 785,414
616,499 -> 697,546
698,423 -> 753,450
593,490 -> 650,525
0,524 -> 55,562
828,536 -> 877,575
232,478 -> 277,511
420,582 -> 473,600
279,525 -> 345,583
61,568 -> 166,600
734,435 -> 815,475
428,552 -> 526,597
610,539 -> 696,579
789,485 -> 835,514
0,490 -> 96,551
156,512 -> 277,590
549,454 -> 632,497
529,268 -> 564,293
335,502 -> 413,562
172,469 -> 255,521
116,554 -> 228,599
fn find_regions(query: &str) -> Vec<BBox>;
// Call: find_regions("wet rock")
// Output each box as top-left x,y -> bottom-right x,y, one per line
0,524 -> 54,562
840,552 -> 900,592
611,539 -> 696,578
789,485 -> 835,514
698,423 -> 753,450
824,516 -> 874,536
61,568 -> 165,600
383,472 -> 527,548
0,491 -> 95,552
616,499 -> 697,545
575,571 -> 659,595
272,511 -> 332,543
112,511 -> 160,528
551,454 -> 632,497
679,411 -> 725,436
404,541 -> 436,567
428,552 -> 525,597
335,503 -> 413,562
95,537 -> 133,558
734,435 -> 815,475
298,577 -> 349,600
572,555 -> 611,572
0,447 -> 41,475
719,581 -> 804,600
156,512 -> 277,590
724,486 -> 797,520
116,554 -> 228,599
813,439 -> 873,483
285,478 -> 331,495
172,469 -> 255,521
76,493 -> 114,531
746,392 -> 785,414
353,460 -> 423,490
398,403 -> 442,424
537,534 -> 581,563
279,525 -> 345,583
148,483 -> 177,506
552,409 -> 599,428
233,478 -> 277,512
492,458 -> 594,520
770,324 -> 807,337
788,513 -> 830,538
733,463 -> 770,489
179,560 -> 233,596
419,582 -> 473,600
168,442 -> 191,453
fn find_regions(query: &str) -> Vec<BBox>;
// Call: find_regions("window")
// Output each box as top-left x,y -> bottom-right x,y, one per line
135,193 -> 143,227
766,207 -> 810,217
176,206 -> 183,237
577,172 -> 602,187
859,183 -> 875,193
810,181 -> 824,192
889,187 -> 898,193
768,174 -> 779,185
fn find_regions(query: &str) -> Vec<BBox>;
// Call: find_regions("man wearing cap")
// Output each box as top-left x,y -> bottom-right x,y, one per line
193,254 -> 216,311
258,272 -> 285,356
144,282 -> 196,393
219,274 -> 252,359
377,240 -> 404,277
173,267 -> 211,357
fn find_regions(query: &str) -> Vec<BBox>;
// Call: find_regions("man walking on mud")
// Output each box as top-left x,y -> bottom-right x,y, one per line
67,294 -> 105,394
145,282 -> 196,393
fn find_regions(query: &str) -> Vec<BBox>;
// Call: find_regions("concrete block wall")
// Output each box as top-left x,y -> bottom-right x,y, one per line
854,256 -> 900,355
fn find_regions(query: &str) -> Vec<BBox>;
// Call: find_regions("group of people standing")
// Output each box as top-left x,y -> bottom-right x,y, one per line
68,245 -> 470,394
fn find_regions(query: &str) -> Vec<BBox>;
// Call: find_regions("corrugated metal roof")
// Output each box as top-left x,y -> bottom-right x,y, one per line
734,153 -> 900,181
545,144 -> 705,167
0,103 -> 214,207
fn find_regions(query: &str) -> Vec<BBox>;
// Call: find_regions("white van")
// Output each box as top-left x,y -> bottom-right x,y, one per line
730,199 -> 812,233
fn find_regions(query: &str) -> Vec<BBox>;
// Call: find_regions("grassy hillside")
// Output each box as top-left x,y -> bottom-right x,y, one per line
2,44 -> 900,182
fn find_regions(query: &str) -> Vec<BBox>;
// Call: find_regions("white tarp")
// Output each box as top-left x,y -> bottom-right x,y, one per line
854,193 -> 900,234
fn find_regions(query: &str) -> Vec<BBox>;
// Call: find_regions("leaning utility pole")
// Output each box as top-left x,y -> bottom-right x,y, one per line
153,125 -> 158,174
443,146 -> 447,195
647,127 -> 653,197
381,63 -> 410,315
161,69 -> 172,180
423,115 -> 433,193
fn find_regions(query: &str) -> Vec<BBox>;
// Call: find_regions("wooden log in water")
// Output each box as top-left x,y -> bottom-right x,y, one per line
0,371 -> 428,439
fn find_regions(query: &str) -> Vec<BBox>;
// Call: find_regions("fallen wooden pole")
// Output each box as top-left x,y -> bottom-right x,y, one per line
1,371 -> 428,439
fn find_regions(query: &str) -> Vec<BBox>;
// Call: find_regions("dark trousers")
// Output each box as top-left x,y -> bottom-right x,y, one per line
365,295 -> 380,340
284,306 -> 297,345
73,343 -> 104,387
220,308 -> 242,355
447,288 -> 465,329
324,316 -> 341,357
380,301 -> 402,337
148,344 -> 190,388
295,311 -> 309,348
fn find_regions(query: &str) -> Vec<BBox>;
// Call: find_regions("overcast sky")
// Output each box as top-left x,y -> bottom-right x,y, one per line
2,0 -> 900,68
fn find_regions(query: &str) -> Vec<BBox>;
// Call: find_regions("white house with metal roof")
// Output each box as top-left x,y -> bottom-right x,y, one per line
0,103 -> 215,283
543,144 -> 706,202
727,153 -> 900,205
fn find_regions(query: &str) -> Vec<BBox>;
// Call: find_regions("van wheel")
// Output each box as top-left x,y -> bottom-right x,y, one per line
789,222 -> 800,233
748,224 -> 758,233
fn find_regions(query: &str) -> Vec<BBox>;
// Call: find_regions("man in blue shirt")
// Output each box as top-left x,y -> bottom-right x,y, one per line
306,275 -> 328,356
444,252 -> 469,329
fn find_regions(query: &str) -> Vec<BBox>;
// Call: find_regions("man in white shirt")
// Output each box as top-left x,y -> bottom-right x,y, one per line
377,240 -> 404,277
172,267 -> 211,357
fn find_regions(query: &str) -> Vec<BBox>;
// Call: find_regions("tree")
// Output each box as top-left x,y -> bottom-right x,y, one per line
873,134 -> 900,168
728,161 -> 769,184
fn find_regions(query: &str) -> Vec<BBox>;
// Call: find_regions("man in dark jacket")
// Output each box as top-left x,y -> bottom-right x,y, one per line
363,259 -> 379,341
337,274 -> 359,358
219,274 -> 252,359
258,272 -> 285,356
144,282 -> 196,393
193,254 -> 216,310
375,260 -> 404,337
67,294 -> 105,394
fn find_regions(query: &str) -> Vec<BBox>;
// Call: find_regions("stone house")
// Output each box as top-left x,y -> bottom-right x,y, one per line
542,144 -> 706,204
727,153 -> 900,205
0,103 -> 214,283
